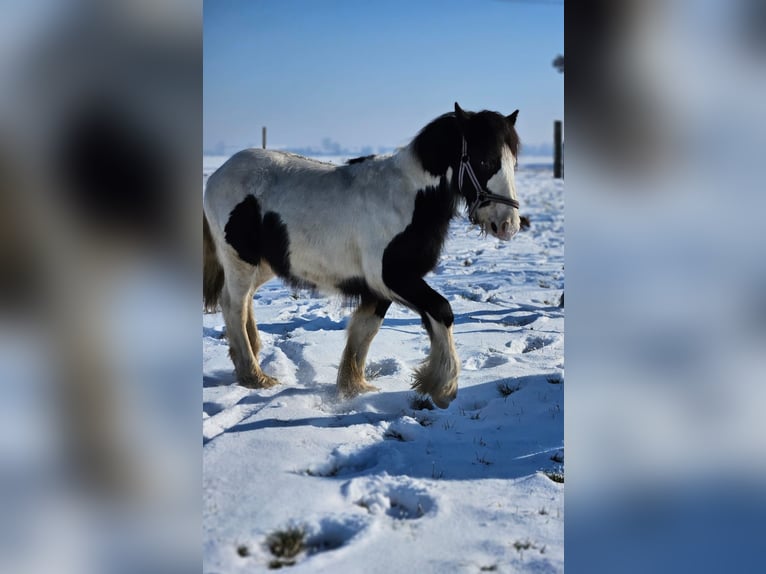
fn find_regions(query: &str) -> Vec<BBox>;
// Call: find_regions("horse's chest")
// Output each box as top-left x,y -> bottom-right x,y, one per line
381,184 -> 453,280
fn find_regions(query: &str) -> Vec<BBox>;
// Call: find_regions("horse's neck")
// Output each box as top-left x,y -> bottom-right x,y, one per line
410,113 -> 461,178
393,146 -> 445,192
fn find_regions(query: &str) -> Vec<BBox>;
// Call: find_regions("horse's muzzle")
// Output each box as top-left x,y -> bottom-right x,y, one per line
490,219 -> 518,241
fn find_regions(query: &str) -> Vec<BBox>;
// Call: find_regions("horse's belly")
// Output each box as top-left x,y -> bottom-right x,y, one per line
288,243 -> 366,291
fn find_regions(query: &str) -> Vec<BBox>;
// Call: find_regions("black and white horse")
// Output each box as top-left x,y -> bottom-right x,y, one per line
203,103 -> 521,408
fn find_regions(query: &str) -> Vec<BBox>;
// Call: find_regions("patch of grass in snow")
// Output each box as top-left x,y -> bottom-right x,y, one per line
475,452 -> 493,466
514,539 -> 533,551
480,565 -> 498,572
460,407 -> 484,420
513,539 -> 535,554
512,539 -> 547,558
266,527 -> 305,569
547,376 -> 563,385
543,469 -> 564,483
236,544 -> 250,557
497,381 -> 521,397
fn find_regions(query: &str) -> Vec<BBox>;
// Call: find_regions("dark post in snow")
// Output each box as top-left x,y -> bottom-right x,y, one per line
553,120 -> 563,179
262,126 -> 267,149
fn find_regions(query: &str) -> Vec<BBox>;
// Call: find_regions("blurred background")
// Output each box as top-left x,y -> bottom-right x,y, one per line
566,0 -> 766,571
1,0 -> 764,572
0,1 -> 200,573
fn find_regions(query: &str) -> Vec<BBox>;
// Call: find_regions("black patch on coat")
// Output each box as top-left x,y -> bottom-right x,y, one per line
224,196 -> 295,280
337,277 -> 392,319
383,179 -> 456,280
374,299 -> 392,319
337,277 -> 374,300
382,178 -> 456,328
224,195 -> 262,266
261,211 -> 292,278
346,154 -> 376,165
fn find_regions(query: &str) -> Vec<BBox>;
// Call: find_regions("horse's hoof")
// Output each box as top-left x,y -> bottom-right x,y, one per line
257,374 -> 280,388
430,392 -> 456,409
239,373 -> 280,389
339,381 -> 379,398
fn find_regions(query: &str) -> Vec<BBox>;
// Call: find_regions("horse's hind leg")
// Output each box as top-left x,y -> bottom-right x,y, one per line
221,262 -> 278,388
337,298 -> 391,397
245,267 -> 274,361
246,302 -> 262,358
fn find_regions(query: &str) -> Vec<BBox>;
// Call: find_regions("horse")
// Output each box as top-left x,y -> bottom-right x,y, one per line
203,103 -> 521,408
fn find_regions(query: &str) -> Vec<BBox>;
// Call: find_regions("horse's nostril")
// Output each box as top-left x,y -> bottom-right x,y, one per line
491,222 -> 498,233
502,221 -> 510,233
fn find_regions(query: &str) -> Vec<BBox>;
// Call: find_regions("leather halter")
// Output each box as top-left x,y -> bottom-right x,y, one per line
457,137 -> 520,223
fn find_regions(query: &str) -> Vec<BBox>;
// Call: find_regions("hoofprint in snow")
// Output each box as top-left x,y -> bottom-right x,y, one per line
203,155 -> 564,573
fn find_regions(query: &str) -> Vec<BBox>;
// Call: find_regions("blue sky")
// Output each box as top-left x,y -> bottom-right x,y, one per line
204,0 -> 563,155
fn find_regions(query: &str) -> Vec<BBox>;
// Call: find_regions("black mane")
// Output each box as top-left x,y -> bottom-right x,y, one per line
346,154 -> 376,165
411,113 -> 459,177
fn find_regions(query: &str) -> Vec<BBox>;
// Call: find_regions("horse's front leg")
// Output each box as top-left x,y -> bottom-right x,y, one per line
386,278 -> 459,408
337,298 -> 391,398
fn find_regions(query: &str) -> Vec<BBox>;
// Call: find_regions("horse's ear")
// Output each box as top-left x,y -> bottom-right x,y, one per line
454,102 -> 468,127
507,109 -> 519,126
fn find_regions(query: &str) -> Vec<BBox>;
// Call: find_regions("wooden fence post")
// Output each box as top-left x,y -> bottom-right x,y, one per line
554,120 -> 563,178
262,126 -> 267,149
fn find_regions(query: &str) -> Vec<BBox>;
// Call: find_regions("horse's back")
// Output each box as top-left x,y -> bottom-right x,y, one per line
203,149 -> 334,227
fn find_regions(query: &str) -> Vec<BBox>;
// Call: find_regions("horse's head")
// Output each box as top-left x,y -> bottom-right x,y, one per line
453,102 -> 521,241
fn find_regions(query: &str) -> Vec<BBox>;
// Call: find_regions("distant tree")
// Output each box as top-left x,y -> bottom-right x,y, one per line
553,54 -> 564,74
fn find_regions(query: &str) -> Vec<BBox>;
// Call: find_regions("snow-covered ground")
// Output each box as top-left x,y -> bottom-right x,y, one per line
203,154 -> 564,573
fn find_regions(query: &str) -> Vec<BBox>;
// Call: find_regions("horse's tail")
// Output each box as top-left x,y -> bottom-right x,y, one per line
203,212 -> 224,313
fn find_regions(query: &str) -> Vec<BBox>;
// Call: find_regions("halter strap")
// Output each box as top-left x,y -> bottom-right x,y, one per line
458,137 -> 519,222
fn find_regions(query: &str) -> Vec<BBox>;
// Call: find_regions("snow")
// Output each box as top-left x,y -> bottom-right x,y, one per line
203,154 -> 564,572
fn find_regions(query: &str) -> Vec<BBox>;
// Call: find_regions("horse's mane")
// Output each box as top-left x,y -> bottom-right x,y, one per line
346,154 -> 376,165
411,110 -> 520,176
